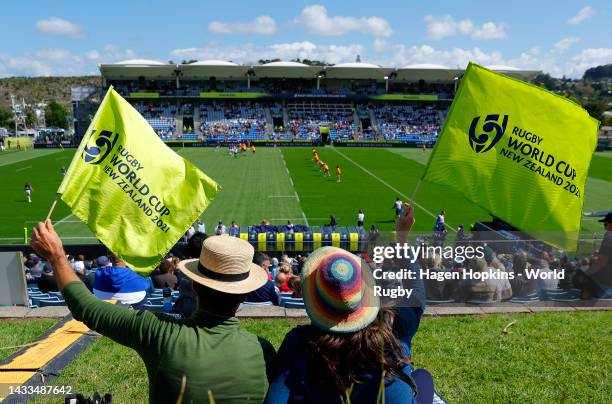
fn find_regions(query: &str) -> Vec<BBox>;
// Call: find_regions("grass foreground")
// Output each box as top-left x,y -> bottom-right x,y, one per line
0,312 -> 602,403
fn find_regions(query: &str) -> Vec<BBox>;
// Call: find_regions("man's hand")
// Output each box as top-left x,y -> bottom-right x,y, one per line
31,219 -> 65,262
396,203 -> 415,233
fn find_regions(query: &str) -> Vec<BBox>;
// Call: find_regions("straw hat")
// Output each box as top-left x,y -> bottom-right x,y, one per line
178,235 -> 268,294
302,246 -> 380,333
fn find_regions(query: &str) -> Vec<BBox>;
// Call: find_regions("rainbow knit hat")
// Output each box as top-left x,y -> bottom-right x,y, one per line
302,246 -> 380,333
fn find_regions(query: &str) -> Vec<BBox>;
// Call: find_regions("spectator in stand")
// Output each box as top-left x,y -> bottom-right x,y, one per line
30,220 -> 277,403
509,251 -> 537,297
245,253 -> 279,305
93,254 -> 148,309
274,272 -> 287,293
368,224 -> 379,249
151,259 -> 178,289
28,256 -> 44,276
575,213 -> 612,298
266,204 -> 431,403
270,257 -> 280,279
72,254 -> 86,276
38,263 -> 59,293
289,276 -> 302,298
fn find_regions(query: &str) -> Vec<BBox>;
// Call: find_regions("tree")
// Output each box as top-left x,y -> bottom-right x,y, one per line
25,108 -> 36,127
583,100 -> 606,122
0,106 -> 12,128
583,64 -> 612,81
45,101 -> 68,128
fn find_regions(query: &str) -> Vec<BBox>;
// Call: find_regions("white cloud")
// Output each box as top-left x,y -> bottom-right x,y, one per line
0,49 -> 84,77
84,45 -> 137,63
208,16 -> 277,35
568,6 -> 595,25
171,41 -> 363,65
35,17 -> 83,38
568,48 -> 612,76
553,37 -> 580,53
298,5 -> 392,37
0,45 -> 138,77
375,44 -> 504,68
424,15 -> 506,40
471,22 -> 507,40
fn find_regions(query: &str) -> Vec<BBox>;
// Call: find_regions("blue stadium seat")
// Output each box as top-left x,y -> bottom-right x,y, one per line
37,299 -> 67,307
144,303 -> 165,312
284,301 -> 305,309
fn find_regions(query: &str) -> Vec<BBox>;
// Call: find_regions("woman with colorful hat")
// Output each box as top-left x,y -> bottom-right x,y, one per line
266,204 -> 432,403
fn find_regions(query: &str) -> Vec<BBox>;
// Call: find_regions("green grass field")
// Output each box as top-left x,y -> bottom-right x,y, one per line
0,147 -> 610,244
15,312 -> 610,403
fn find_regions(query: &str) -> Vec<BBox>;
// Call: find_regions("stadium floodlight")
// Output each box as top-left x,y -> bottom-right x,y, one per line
384,76 -> 389,92
316,74 -> 324,90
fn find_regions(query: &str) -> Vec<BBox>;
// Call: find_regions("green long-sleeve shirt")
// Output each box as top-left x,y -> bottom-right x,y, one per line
63,281 -> 276,403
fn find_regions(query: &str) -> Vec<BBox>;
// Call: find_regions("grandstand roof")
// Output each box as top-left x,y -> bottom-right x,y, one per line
100,60 -> 175,79
190,60 -> 238,66
332,62 -> 380,68
115,59 -> 166,65
253,61 -> 319,78
100,61 -> 540,82
402,64 -> 450,69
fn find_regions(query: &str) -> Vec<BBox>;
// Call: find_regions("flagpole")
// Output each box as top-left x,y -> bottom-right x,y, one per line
410,179 -> 422,203
46,194 -> 60,221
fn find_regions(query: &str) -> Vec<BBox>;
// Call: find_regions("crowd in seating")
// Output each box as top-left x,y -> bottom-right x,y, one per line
133,102 -> 176,138
123,96 -> 452,143
287,102 -> 356,140
199,102 -> 266,141
23,226 -> 608,313
374,104 -> 444,142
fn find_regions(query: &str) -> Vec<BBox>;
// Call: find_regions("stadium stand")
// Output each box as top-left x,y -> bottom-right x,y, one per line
199,102 -> 266,142
133,102 -> 177,138
374,104 -> 445,143
286,102 -> 356,140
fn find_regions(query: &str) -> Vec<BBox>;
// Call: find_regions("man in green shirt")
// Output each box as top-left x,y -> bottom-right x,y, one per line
31,220 -> 276,403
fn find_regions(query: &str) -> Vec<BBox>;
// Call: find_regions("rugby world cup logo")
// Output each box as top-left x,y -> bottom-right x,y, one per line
82,129 -> 119,165
468,114 -> 508,153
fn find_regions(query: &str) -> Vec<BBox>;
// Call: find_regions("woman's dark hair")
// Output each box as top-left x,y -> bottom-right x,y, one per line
194,283 -> 245,316
305,307 -> 410,393
187,232 -> 208,258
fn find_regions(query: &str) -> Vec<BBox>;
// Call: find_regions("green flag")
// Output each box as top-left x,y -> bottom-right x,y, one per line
58,87 -> 220,274
422,63 -> 599,250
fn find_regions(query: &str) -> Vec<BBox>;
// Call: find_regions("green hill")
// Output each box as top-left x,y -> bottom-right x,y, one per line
0,76 -> 101,111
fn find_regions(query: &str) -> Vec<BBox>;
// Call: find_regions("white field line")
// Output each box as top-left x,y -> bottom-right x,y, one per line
268,195 -> 298,198
301,211 -> 310,227
331,147 -> 457,233
16,166 -> 31,172
54,214 -> 76,227
279,150 -> 309,227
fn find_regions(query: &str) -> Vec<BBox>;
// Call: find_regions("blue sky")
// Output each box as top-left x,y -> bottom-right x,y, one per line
0,1 -> 610,78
